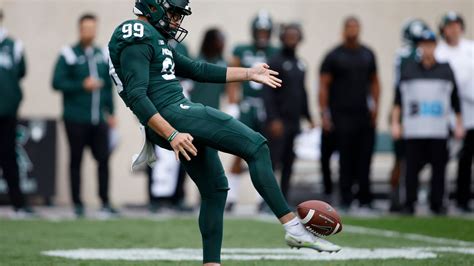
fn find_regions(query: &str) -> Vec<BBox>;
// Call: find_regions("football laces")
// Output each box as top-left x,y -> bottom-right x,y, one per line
305,225 -> 325,238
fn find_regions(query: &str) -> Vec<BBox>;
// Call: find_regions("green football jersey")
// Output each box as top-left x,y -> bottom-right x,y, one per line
108,19 -> 226,125
233,44 -> 278,98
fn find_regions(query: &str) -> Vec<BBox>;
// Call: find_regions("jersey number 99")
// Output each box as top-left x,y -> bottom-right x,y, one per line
122,23 -> 144,38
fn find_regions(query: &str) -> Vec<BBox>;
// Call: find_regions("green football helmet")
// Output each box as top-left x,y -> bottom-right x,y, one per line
401,18 -> 430,46
251,10 -> 273,48
134,0 -> 192,42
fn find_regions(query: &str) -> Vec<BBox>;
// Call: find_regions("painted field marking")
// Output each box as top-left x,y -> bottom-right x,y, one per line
343,225 -> 474,247
42,247 -> 474,261
254,216 -> 474,247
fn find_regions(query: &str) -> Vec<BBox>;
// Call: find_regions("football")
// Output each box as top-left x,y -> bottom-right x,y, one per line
297,200 -> 343,236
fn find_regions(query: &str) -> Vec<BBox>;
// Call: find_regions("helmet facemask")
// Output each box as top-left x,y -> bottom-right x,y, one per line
160,7 -> 189,43
251,11 -> 273,49
134,0 -> 191,43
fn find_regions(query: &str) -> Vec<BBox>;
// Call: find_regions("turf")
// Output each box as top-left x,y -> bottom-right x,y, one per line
0,216 -> 473,266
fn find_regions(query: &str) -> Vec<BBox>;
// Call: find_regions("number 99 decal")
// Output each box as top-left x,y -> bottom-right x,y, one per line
122,23 -> 144,38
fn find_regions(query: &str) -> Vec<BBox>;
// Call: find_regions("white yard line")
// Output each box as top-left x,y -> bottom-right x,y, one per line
42,247 -> 474,261
343,225 -> 474,247
254,216 -> 474,247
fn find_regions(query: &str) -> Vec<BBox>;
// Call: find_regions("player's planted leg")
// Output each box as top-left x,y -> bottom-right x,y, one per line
244,144 -> 341,252
179,146 -> 229,265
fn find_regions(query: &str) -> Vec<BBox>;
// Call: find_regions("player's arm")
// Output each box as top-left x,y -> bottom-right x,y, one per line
301,79 -> 315,127
52,55 -> 84,93
319,73 -> 332,132
369,52 -> 381,127
226,63 -> 281,88
174,51 -> 227,83
121,44 -> 197,160
319,53 -> 334,132
174,51 -> 281,88
448,67 -> 464,139
226,56 -> 241,105
391,83 -> 402,140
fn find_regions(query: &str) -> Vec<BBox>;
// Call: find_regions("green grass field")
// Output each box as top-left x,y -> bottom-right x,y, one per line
1,216 -> 474,265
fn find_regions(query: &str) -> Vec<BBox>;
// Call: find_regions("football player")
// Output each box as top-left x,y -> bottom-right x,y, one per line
225,10 -> 279,213
108,1 -> 341,265
395,19 -> 431,82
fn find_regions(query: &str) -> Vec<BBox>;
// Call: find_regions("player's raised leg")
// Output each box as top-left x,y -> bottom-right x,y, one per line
157,101 -> 341,252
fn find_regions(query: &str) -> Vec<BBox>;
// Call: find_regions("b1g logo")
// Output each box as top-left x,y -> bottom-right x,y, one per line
409,101 -> 444,117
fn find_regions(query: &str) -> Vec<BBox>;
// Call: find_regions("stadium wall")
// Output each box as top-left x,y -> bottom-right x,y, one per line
1,0 -> 473,206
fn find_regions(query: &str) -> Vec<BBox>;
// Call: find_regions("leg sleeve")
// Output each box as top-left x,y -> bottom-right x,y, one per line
179,145 -> 227,264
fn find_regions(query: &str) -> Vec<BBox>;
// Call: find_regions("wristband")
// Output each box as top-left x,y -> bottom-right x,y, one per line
167,130 -> 179,142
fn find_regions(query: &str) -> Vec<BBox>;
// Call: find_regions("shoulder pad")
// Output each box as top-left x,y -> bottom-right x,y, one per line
13,40 -> 24,64
112,20 -> 161,46
61,46 -> 77,65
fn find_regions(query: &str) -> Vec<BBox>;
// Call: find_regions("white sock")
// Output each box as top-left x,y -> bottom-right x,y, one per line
227,173 -> 241,203
283,217 -> 313,240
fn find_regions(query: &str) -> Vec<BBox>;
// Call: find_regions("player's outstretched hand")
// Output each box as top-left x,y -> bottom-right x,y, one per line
170,133 -> 198,161
249,63 -> 282,88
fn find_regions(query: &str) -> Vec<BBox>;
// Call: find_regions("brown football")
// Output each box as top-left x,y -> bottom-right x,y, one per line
296,200 -> 342,236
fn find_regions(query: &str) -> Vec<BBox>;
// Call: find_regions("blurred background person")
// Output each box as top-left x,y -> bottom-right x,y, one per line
225,11 -> 279,212
52,13 -> 116,218
436,11 -> 474,213
389,18 -> 431,212
319,16 -> 380,212
319,110 -> 337,199
391,30 -> 464,215
0,9 -> 33,216
263,23 -> 313,201
189,28 -> 227,109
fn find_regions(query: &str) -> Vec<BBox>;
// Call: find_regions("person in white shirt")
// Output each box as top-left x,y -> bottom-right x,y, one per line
435,11 -> 474,212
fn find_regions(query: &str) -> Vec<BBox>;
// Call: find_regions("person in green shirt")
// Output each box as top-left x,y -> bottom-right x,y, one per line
189,28 -> 227,109
108,1 -> 340,265
225,11 -> 279,213
0,9 -> 33,216
52,14 -> 117,218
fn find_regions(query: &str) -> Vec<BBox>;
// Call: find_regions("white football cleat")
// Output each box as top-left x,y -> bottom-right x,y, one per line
285,232 -> 341,253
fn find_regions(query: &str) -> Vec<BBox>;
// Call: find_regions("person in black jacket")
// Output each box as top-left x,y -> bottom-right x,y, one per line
319,17 -> 380,211
0,9 -> 34,216
263,23 -> 314,200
